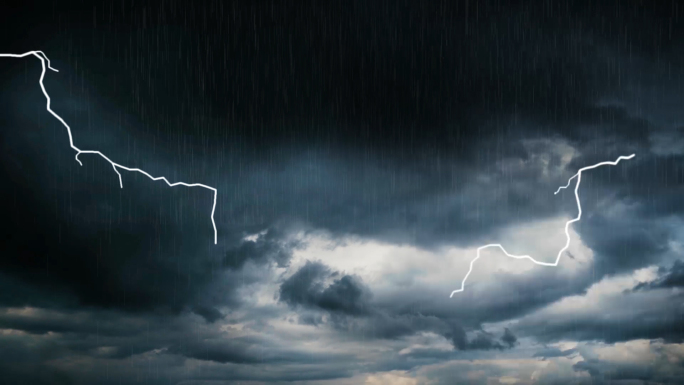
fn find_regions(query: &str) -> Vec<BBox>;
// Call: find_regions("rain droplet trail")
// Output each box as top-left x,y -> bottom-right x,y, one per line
450,153 -> 635,297
1,51 -> 218,244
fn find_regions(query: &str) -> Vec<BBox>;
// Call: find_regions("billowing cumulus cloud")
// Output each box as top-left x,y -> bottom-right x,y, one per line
279,261 -> 373,316
512,266 -> 684,345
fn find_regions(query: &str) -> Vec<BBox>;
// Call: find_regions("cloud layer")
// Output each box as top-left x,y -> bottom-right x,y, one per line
2,0 -> 684,383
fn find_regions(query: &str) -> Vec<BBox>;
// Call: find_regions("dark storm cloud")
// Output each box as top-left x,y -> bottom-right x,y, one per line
620,156 -> 684,220
0,305 -> 344,366
223,227 -> 302,270
279,261 -> 331,308
0,74 -> 298,318
168,334 -> 351,365
554,154 -> 684,281
526,304 -> 684,345
0,307 -> 197,362
0,332 -> 75,385
650,129 -> 684,156
4,0 -> 673,260
457,330 -> 505,351
577,210 -> 672,276
280,261 -> 523,351
190,305 -> 223,323
3,0 -> 684,384
7,0 -> 620,154
279,261 -> 372,316
351,313 -> 518,353
0,306 -> 359,384
7,0 -> 662,185
501,328 -> 517,348
433,323 -> 517,352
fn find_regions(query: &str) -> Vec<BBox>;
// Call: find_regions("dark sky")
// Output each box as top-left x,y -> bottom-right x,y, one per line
2,1 -> 684,384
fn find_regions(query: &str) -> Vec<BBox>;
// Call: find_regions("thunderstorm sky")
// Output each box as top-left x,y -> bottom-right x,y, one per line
2,1 -> 684,384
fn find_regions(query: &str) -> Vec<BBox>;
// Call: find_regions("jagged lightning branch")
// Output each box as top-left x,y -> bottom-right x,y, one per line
450,153 -> 635,297
1,51 -> 218,244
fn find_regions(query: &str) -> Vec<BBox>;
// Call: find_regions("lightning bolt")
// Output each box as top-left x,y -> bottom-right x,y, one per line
1,51 -> 218,244
450,153 -> 635,297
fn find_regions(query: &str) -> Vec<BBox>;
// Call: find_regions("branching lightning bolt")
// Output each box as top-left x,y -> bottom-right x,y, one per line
1,51 -> 218,244
450,153 -> 635,297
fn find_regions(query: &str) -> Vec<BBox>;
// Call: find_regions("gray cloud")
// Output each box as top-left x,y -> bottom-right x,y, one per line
280,260 -> 524,353
279,261 -> 372,316
572,357 -> 662,384
533,346 -> 578,359
634,260 -> 684,291
223,227 -> 303,270
514,264 -> 684,345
